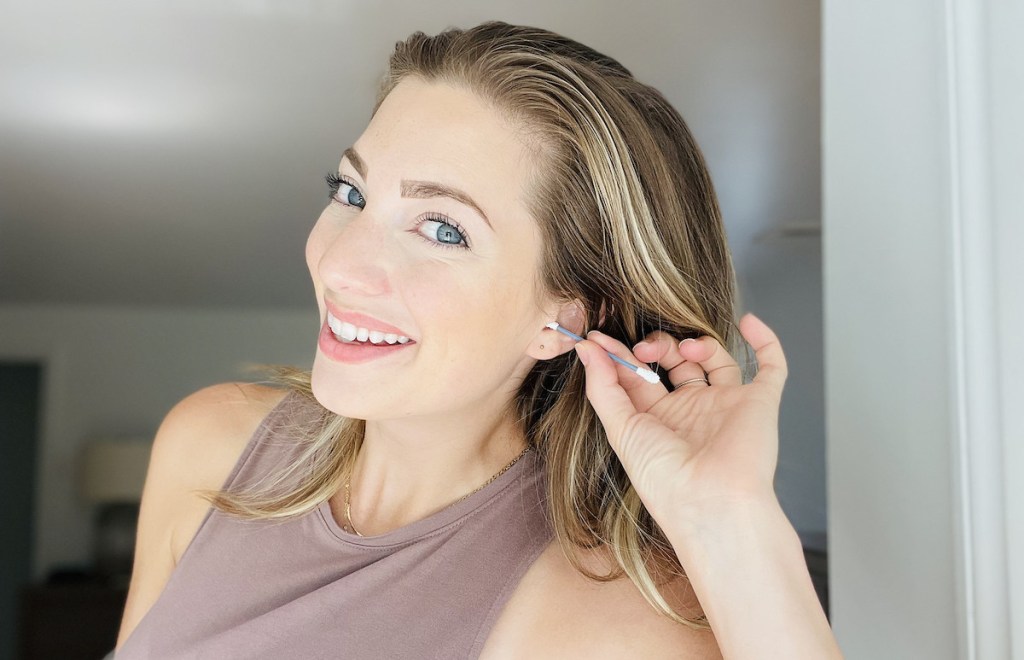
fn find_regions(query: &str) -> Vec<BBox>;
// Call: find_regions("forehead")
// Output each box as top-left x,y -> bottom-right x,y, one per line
348,78 -> 537,221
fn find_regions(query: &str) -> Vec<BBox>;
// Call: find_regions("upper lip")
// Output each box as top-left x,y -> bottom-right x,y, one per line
324,300 -> 415,341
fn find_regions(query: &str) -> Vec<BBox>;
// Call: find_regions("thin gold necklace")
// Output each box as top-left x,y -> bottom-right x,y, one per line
341,445 -> 532,537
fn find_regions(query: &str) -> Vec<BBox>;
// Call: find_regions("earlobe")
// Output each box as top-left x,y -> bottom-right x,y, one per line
529,330 -> 576,361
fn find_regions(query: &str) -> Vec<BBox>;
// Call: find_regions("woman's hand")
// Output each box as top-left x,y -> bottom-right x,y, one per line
573,312 -> 788,527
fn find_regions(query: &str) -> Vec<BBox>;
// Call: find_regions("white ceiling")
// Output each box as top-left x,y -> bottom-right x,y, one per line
0,0 -> 820,310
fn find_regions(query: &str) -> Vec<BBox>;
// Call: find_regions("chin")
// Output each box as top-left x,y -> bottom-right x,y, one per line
309,364 -> 398,420
310,367 -> 362,417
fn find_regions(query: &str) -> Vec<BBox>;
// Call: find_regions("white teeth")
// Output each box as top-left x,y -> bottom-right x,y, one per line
326,311 -> 412,345
337,321 -> 358,341
327,315 -> 343,335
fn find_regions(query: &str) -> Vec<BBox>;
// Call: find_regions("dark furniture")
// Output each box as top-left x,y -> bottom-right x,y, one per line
18,582 -> 126,660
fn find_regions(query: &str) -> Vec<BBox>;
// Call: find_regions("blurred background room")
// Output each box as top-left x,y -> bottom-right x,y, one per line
1,1 -> 1020,659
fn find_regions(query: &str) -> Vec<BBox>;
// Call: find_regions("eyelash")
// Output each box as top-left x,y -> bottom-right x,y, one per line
324,172 -> 472,251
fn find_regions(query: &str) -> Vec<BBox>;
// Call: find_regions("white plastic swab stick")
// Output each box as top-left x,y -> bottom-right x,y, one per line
545,322 -> 660,384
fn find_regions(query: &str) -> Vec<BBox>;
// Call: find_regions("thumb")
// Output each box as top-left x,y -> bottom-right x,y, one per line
575,340 -> 637,440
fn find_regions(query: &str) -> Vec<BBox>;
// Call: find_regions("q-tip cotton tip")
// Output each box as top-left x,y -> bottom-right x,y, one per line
546,321 -> 584,342
636,367 -> 661,384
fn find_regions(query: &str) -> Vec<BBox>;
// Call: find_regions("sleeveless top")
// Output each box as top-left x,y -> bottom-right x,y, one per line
117,389 -> 555,659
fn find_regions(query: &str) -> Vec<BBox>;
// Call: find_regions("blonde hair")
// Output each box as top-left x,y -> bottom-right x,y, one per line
209,21 -> 742,629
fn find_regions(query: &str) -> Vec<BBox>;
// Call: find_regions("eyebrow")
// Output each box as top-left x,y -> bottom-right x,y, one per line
342,147 -> 493,231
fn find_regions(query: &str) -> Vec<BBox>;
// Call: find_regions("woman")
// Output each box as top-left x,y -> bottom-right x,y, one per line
115,21 -> 840,659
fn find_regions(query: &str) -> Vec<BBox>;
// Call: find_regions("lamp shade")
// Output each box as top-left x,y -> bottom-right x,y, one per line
80,439 -> 151,502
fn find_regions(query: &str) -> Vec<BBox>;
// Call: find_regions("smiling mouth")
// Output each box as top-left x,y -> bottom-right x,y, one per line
326,311 -> 413,345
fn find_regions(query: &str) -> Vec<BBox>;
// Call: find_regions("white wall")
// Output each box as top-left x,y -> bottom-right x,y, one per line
824,0 -> 1022,657
824,3 -> 959,656
0,304 -> 314,579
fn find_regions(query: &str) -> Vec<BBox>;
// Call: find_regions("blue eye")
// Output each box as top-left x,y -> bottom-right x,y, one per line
325,172 -> 365,208
417,217 -> 469,249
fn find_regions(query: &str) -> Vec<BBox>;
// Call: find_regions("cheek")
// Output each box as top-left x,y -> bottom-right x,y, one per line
408,268 -> 534,363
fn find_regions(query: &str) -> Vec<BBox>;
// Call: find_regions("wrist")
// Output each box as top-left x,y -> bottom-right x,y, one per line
662,495 -> 838,658
667,491 -> 785,534
663,493 -> 801,561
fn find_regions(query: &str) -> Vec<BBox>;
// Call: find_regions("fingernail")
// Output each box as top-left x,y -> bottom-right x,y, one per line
586,330 -> 599,338
633,340 -> 650,351
574,344 -> 590,366
681,338 -> 697,344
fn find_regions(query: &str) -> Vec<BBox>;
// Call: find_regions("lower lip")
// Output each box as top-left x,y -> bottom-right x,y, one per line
317,319 -> 415,364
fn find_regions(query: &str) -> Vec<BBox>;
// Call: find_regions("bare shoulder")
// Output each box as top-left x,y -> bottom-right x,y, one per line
480,540 -> 721,660
116,381 -> 290,649
161,383 -> 290,489
151,381 -> 291,560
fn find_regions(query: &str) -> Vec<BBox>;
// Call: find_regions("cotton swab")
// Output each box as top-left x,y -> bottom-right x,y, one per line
545,322 -> 661,384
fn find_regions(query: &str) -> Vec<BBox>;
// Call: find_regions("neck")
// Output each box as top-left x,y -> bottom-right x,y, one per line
340,403 -> 529,536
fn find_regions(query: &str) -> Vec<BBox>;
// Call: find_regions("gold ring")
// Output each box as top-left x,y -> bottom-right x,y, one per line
673,377 -> 709,390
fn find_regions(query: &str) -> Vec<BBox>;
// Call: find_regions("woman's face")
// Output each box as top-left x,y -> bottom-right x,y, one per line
306,77 -> 560,420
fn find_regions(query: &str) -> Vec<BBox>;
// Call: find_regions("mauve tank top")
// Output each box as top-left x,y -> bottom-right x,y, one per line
117,389 -> 554,659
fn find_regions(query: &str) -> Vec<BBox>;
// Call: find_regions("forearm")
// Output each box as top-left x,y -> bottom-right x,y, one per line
664,496 -> 842,659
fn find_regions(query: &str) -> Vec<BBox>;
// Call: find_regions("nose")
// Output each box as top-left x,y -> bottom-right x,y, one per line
313,210 -> 393,298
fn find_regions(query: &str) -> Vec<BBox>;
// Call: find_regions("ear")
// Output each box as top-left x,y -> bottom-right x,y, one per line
526,299 -> 588,361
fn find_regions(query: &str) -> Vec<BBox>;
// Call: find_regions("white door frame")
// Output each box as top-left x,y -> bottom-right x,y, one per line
823,0 -> 1021,657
